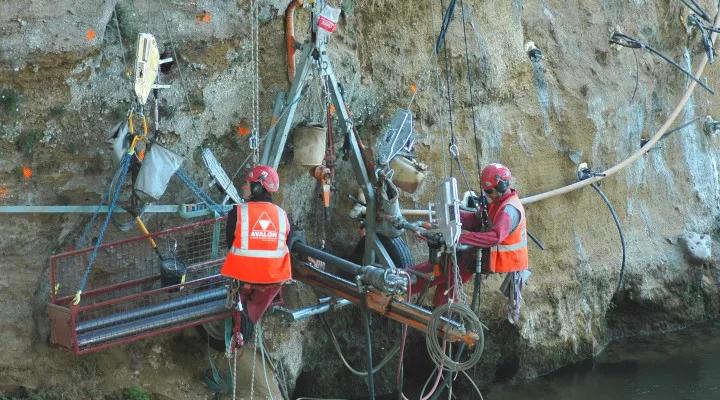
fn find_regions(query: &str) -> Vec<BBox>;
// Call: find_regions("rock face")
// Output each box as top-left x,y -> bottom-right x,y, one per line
2,0 -> 720,398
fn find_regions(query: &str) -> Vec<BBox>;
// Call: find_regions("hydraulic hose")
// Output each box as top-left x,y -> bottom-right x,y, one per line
362,293 -> 376,400
589,183 -> 626,294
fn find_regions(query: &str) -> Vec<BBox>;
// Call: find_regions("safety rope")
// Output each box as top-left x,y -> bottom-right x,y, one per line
459,0 -> 482,181
250,323 -> 259,400
232,349 -> 238,400
430,0 -> 450,179
438,0 -> 458,179
112,5 -> 130,79
521,10 -> 720,205
249,0 -> 261,166
75,171 -> 115,249
174,167 -> 226,215
74,151 -> 133,304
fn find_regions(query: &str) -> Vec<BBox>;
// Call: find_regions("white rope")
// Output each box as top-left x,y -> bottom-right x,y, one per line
232,349 -> 238,400
250,322 -> 259,400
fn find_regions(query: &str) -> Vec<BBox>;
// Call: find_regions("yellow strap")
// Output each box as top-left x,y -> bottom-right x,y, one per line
141,115 -> 149,136
128,112 -> 135,134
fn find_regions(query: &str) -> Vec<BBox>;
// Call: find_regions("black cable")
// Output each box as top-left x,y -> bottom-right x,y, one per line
435,0 -> 458,53
609,32 -> 714,94
362,293 -> 376,400
680,0 -> 711,23
459,0 -> 483,181
688,14 -> 716,63
630,49 -> 639,103
589,183 -> 626,294
438,0 -> 458,179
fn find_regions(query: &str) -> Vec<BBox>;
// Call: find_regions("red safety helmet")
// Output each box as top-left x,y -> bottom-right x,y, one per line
246,165 -> 280,193
481,163 -> 512,192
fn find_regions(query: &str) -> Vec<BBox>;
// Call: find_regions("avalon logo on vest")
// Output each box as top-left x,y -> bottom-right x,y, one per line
250,211 -> 278,240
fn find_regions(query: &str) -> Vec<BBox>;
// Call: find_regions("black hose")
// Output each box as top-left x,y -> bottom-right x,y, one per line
609,32 -> 714,94
435,0 -> 458,53
362,293 -> 376,400
589,183 -> 626,294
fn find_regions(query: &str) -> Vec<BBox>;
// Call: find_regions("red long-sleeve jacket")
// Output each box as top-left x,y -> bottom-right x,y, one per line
459,189 -> 520,247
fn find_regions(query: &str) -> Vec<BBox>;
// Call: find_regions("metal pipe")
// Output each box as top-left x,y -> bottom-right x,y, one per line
275,297 -> 352,321
76,287 -> 227,333
78,299 -> 226,347
293,242 -> 364,275
0,204 -> 231,214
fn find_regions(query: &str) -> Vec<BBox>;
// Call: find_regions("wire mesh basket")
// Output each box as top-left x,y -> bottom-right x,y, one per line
48,217 -> 232,355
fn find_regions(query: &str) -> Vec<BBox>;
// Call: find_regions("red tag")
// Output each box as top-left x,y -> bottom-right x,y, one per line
318,16 -> 337,32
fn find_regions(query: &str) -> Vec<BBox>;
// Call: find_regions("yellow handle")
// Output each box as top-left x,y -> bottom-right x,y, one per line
135,216 -> 158,249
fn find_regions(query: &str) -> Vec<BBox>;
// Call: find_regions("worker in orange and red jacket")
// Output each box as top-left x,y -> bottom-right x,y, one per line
221,165 -> 292,325
410,163 -> 528,306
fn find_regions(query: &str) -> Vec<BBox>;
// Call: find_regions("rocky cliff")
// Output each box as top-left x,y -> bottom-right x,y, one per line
2,0 -> 720,398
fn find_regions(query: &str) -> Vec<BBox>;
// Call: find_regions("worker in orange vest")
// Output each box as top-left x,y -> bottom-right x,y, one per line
221,165 -> 292,330
460,163 -> 528,273
410,163 -> 529,307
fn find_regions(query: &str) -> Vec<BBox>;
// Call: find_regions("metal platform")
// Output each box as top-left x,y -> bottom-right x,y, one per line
48,217 -> 232,355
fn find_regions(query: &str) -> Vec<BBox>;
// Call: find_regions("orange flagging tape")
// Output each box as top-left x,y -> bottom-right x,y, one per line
22,166 -> 32,180
236,120 -> 251,136
86,28 -> 96,42
196,11 -> 212,24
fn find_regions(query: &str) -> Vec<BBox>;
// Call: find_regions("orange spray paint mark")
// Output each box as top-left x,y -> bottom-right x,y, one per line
195,11 -> 212,24
22,166 -> 32,180
0,186 -> 8,199
236,120 -> 251,136
410,83 -> 417,94
86,28 -> 96,42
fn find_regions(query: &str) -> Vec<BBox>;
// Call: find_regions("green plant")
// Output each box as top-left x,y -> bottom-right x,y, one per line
123,386 -> 150,400
16,129 -> 43,156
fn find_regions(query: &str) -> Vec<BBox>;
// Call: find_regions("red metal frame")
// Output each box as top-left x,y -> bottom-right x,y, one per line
48,217 -> 231,355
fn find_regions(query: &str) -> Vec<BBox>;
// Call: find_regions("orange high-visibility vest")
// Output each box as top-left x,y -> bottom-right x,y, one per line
220,202 -> 292,284
488,193 -> 528,273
